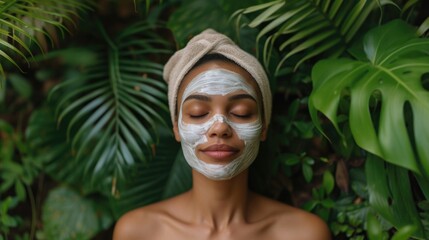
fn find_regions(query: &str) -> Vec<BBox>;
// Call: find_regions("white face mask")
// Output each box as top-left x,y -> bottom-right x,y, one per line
178,69 -> 263,180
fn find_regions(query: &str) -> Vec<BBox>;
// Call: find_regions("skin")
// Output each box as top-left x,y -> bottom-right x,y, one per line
113,60 -> 332,240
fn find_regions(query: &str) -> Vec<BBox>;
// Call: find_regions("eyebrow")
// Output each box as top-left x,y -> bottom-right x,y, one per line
184,94 -> 211,103
228,94 -> 256,102
183,93 -> 257,103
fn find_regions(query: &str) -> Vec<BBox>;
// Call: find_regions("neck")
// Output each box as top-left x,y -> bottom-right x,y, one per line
189,169 -> 250,229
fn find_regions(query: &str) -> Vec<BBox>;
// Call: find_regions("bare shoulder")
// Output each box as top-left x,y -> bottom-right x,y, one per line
113,203 -> 160,240
251,193 -> 331,240
275,206 -> 332,240
113,193 -> 188,240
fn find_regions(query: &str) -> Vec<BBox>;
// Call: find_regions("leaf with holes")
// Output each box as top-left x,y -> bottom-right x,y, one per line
309,20 -> 429,176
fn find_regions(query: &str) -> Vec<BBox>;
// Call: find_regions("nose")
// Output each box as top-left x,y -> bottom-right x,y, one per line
207,119 -> 232,139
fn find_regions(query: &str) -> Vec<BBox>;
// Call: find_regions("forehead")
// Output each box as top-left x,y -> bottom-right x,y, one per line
177,60 -> 260,103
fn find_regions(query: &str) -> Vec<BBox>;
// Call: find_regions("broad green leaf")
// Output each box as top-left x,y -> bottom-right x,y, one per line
310,20 -> 429,175
42,187 -> 99,240
366,154 -> 426,238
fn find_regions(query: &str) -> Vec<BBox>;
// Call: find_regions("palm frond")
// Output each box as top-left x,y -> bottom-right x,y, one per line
233,0 -> 390,74
168,0 -> 262,49
0,0 -> 92,82
109,128 -> 192,218
26,108 -> 90,191
48,20 -> 172,186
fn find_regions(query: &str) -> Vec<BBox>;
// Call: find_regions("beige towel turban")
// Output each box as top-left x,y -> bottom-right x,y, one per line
163,29 -> 272,126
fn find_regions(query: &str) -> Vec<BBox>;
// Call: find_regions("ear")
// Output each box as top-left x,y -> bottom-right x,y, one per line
173,120 -> 181,142
260,124 -> 267,141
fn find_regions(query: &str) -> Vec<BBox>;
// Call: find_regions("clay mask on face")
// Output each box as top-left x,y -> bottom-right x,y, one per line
178,69 -> 263,180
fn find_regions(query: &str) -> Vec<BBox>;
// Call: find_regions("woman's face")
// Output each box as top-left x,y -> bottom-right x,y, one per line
173,60 -> 266,180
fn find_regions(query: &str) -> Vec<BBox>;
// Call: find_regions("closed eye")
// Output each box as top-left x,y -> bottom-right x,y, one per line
231,113 -> 252,118
189,113 -> 209,118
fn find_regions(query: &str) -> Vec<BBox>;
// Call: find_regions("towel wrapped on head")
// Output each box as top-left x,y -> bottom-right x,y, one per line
163,29 -> 272,126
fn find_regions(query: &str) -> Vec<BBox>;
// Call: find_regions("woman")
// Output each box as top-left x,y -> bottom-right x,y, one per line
113,29 -> 331,240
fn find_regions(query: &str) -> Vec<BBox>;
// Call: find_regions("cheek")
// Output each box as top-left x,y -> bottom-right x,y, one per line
230,121 -> 263,142
178,117 -> 212,146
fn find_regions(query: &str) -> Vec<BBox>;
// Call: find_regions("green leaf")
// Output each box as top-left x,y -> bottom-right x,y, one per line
42,187 -> 100,240
248,0 -> 285,28
321,198 -> 335,208
48,20 -> 172,184
167,0 -> 260,48
0,119 -> 13,134
417,17 -> 429,36
391,225 -> 417,240
302,163 -> 313,183
310,20 -> 429,175
0,0 -> 92,79
26,108 -> 91,190
281,153 -> 300,166
292,121 -> 314,138
109,127 -> 191,218
14,181 -> 26,201
301,199 -> 318,212
8,73 -> 32,99
367,212 -> 383,240
233,0 -> 384,71
161,149 -> 193,199
366,154 -> 426,238
322,171 -> 335,195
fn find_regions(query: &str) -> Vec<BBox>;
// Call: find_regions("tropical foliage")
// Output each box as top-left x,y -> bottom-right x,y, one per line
309,19 -> 429,239
0,0 -> 91,82
1,0 -> 428,239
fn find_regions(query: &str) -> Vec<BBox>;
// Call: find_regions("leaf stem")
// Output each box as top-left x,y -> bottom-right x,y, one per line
26,184 -> 37,240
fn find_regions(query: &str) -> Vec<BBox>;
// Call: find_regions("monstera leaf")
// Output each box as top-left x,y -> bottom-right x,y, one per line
309,20 -> 429,176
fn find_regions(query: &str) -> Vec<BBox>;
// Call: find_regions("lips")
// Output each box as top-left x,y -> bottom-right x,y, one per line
200,144 -> 239,160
